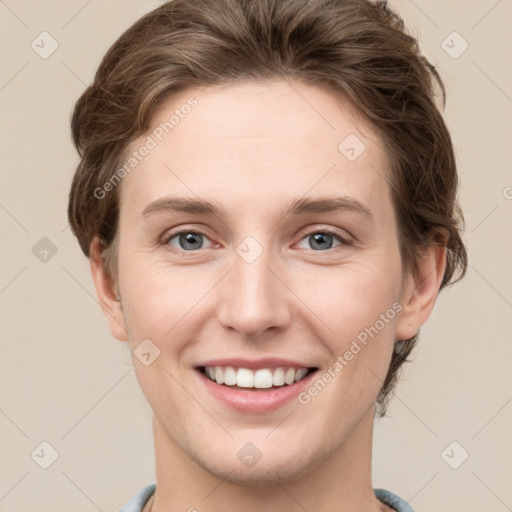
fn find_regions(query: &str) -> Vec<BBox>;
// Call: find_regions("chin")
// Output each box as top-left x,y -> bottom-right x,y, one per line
195,445 -> 324,487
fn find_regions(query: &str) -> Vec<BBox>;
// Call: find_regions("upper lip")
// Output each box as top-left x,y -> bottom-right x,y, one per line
195,357 -> 318,370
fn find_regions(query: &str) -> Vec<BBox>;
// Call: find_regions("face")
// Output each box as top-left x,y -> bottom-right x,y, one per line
97,80 -> 426,484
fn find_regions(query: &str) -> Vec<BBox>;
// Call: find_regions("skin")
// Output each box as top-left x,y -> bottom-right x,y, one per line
90,79 -> 446,512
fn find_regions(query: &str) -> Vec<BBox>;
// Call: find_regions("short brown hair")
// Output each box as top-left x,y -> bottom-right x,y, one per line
68,0 -> 467,416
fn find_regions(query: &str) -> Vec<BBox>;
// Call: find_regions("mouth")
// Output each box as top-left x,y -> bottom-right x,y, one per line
197,365 -> 318,391
194,363 -> 319,412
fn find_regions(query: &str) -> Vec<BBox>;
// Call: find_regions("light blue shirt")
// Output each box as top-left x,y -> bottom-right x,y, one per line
119,483 -> 416,511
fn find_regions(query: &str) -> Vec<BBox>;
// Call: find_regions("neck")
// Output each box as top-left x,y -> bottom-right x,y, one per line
148,406 -> 388,512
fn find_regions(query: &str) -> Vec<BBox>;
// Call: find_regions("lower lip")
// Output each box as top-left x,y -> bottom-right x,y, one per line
196,369 -> 317,413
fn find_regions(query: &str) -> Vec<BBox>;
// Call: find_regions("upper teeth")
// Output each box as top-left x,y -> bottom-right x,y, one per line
204,366 -> 310,388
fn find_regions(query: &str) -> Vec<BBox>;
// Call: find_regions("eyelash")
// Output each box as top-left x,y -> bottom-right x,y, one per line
161,227 -> 352,253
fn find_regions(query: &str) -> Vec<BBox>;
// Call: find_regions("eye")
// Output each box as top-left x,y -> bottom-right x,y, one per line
296,229 -> 349,251
162,228 -> 351,253
164,230 -> 215,251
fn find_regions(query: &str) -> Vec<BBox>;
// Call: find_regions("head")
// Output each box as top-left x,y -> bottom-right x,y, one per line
68,0 -> 467,484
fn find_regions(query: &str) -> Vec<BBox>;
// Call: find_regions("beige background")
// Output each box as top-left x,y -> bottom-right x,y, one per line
1,0 -> 511,511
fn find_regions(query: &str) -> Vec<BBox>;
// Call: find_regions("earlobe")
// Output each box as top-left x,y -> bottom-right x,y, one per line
89,237 -> 129,341
395,243 -> 447,341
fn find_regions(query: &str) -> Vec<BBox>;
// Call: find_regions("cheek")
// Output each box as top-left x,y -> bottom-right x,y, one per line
119,254 -> 214,341
300,278 -> 399,420
302,258 -> 402,396
306,261 -> 403,339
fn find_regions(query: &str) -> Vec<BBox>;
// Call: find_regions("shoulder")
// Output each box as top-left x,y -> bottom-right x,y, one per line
374,488 -> 417,512
118,483 -> 156,512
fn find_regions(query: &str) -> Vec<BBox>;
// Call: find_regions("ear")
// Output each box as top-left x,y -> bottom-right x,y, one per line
89,237 -> 129,341
395,242 -> 447,341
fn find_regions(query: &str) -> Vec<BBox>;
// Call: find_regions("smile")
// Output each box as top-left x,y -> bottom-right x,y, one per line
194,361 -> 319,413
199,365 -> 316,390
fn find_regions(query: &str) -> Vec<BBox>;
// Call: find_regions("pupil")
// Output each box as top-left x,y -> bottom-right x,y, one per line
311,233 -> 332,250
180,232 -> 202,250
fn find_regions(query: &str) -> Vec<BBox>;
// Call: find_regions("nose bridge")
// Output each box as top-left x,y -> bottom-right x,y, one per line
216,237 -> 291,337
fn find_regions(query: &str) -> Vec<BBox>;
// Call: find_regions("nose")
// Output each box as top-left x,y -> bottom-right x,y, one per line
216,244 -> 292,339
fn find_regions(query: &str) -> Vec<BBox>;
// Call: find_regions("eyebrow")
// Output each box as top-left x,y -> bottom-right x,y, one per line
141,195 -> 372,219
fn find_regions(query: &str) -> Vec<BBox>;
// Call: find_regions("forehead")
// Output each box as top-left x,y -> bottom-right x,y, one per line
119,79 -> 392,219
